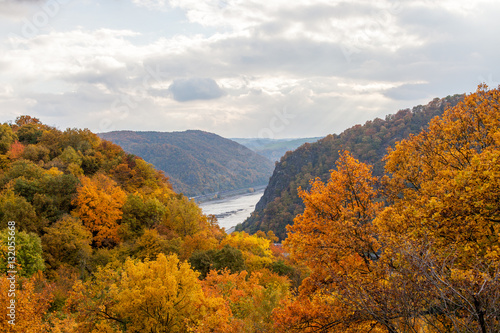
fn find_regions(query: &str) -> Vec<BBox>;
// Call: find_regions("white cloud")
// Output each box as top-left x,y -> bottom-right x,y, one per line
0,0 -> 499,138
131,0 -> 170,11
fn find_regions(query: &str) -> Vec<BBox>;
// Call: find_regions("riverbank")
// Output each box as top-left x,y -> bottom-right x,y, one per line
198,188 -> 265,232
191,185 -> 267,204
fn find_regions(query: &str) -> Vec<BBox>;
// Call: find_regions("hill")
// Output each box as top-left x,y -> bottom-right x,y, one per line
236,94 -> 465,240
98,130 -> 275,197
232,137 -> 323,161
0,115 -> 295,331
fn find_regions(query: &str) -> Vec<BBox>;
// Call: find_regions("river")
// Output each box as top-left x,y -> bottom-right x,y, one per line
198,189 -> 265,232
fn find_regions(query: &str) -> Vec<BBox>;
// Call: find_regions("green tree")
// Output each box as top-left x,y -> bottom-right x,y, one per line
0,228 -> 45,277
0,123 -> 16,154
0,189 -> 40,233
42,215 -> 92,272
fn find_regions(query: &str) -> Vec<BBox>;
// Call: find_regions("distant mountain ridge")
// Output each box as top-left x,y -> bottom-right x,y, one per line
98,130 -> 274,197
232,137 -> 323,161
236,94 -> 465,240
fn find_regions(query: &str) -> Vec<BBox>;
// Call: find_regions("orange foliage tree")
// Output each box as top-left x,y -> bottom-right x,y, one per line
280,151 -> 389,332
72,174 -> 126,247
0,273 -> 53,332
374,84 -> 500,332
280,85 -> 500,332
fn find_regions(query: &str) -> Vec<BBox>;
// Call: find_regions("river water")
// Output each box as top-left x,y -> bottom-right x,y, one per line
199,189 -> 265,232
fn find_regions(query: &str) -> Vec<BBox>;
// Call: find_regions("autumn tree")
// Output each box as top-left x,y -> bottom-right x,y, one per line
279,151 -> 389,332
0,124 -> 16,155
373,84 -> 500,332
67,253 -> 207,333
72,174 -> 126,247
7,141 -> 24,160
221,231 -> 275,271
41,215 -> 92,273
0,273 -> 53,332
200,269 -> 290,332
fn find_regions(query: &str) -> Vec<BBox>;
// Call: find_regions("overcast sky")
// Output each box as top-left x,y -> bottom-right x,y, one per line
0,0 -> 498,138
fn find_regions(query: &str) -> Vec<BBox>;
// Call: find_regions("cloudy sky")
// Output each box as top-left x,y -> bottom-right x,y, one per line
0,0 -> 498,138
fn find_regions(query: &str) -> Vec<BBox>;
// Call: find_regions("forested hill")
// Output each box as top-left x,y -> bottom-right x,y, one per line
98,130 -> 274,197
236,94 -> 464,240
232,137 -> 323,161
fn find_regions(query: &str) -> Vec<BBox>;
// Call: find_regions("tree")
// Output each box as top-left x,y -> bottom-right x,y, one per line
0,123 -> 16,154
0,273 -> 53,332
67,253 -> 207,333
42,215 -> 92,273
72,174 -> 126,247
281,151 -> 388,332
0,229 -> 45,277
0,189 -> 40,233
120,193 -> 166,237
286,150 -> 382,271
373,84 -> 500,332
221,232 -> 275,271
380,84 -> 500,265
200,269 -> 290,332
7,140 -> 24,160
189,245 -> 246,279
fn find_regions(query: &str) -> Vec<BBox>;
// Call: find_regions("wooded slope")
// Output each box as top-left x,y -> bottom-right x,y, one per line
99,130 -> 275,197
237,94 -> 464,239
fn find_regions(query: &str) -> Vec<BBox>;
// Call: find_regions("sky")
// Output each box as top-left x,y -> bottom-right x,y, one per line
0,0 -> 499,139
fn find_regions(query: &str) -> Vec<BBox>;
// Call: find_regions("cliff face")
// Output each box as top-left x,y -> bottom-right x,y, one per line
237,95 -> 465,240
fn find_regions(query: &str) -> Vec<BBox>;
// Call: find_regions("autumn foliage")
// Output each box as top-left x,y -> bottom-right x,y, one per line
279,85 -> 500,332
72,174 -> 127,247
1,85 -> 499,332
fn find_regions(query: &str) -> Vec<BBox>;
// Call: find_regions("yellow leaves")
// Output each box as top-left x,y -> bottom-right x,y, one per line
114,254 -> 205,332
72,174 -> 127,247
221,232 -> 275,271
46,167 -> 64,176
69,253 -> 207,333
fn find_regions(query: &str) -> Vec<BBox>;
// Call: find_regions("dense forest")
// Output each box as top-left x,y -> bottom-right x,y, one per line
1,85 -> 500,332
237,93 -> 464,239
99,130 -> 274,197
0,116 -> 300,332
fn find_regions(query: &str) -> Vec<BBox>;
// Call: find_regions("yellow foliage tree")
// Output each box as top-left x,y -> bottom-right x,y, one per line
67,253 -> 207,333
72,174 -> 126,247
374,84 -> 500,332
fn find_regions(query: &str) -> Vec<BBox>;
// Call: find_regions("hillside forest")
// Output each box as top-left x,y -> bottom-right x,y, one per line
238,93 -> 465,239
0,84 -> 499,332
98,130 -> 274,197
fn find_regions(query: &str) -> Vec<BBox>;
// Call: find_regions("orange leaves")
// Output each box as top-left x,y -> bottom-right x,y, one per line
281,151 -> 388,331
72,174 -> 126,247
200,268 -> 290,332
7,141 -> 24,160
286,151 -> 382,270
0,274 -> 53,332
